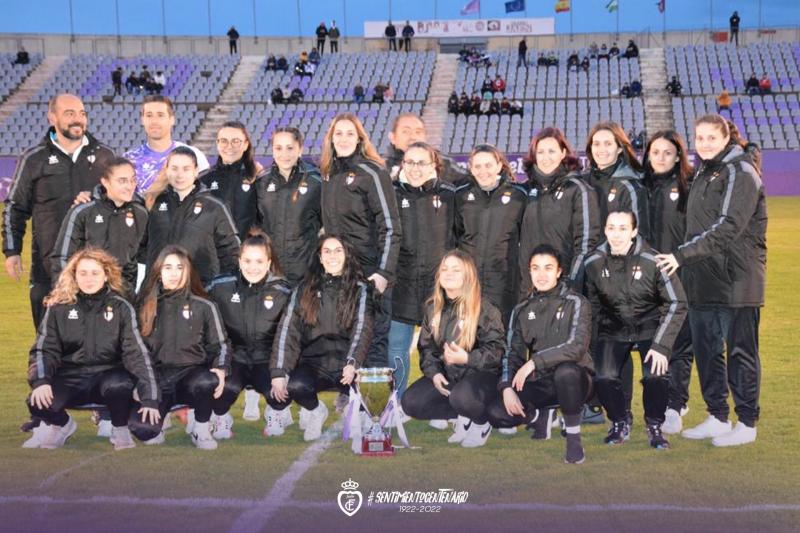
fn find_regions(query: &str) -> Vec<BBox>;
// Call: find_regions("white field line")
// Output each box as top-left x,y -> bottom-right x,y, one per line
38,451 -> 114,489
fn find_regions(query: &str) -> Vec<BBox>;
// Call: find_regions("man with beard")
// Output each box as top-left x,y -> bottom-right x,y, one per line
3,94 -> 114,328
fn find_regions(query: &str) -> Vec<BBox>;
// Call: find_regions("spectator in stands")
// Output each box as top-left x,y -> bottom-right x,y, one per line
609,42 -> 620,57
140,66 -> 152,89
299,51 -> 309,63
309,47 -> 321,65
481,76 -> 494,95
125,71 -> 139,94
518,38 -> 528,68
489,97 -> 501,116
479,98 -> 491,115
546,52 -> 559,67
385,21 -> 398,51
384,84 -> 393,103
276,56 -> 289,72
630,79 -> 643,98
716,89 -> 732,114
315,22 -> 328,54
567,51 -> 579,70
373,82 -> 387,103
729,11 -> 740,46
493,75 -> 506,94
629,129 -> 645,150
266,54 -> 277,71
111,67 -> 123,97
271,87 -> 284,105
500,96 -> 511,115
152,71 -> 166,95
329,21 -> 340,53
745,74 -> 760,95
620,83 -> 631,98
510,99 -> 523,116
580,56 -> 590,72
759,74 -> 772,95
599,43 -> 610,61
589,42 -> 599,59
448,92 -> 459,114
13,46 -> 29,65
469,49 -> 492,68
667,76 -> 683,96
471,92 -> 482,115
623,39 -> 639,59
227,26 -> 240,55
459,45 -> 470,62
401,21 -> 414,52
289,87 -> 304,104
353,84 -> 365,104
459,92 -> 471,114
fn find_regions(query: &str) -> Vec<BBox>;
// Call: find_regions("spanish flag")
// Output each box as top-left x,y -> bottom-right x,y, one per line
555,0 -> 570,13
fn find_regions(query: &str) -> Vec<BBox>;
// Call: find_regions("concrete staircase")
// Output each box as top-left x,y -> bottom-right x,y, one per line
192,55 -> 263,154
0,56 -> 68,122
421,53 -> 459,150
640,47 -> 674,136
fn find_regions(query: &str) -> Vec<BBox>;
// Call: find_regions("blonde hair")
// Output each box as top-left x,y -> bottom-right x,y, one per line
319,113 -> 384,176
44,247 -> 125,306
428,250 -> 481,351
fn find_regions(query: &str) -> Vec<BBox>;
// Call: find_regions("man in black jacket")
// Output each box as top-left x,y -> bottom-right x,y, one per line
729,11 -> 740,46
315,22 -> 328,55
227,26 -> 240,54
3,94 -> 114,328
384,21 -> 397,51
401,21 -> 414,52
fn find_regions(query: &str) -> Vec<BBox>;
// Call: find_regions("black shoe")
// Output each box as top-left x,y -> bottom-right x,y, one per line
648,424 -> 670,449
564,433 -> 585,464
604,420 -> 630,445
528,408 -> 555,440
581,404 -> 605,425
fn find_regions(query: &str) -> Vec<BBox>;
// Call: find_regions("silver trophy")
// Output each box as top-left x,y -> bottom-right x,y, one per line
355,367 -> 396,456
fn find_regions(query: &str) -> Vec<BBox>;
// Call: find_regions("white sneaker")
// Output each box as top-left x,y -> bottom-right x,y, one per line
682,415 -> 732,439
429,419 -> 449,430
162,412 -> 173,430
280,406 -> 294,427
264,407 -> 286,437
303,402 -> 329,442
40,417 -> 78,449
143,431 -> 165,445
97,419 -> 113,438
498,426 -> 518,435
243,390 -> 261,421
448,416 -> 472,444
461,421 -> 492,448
712,421 -> 757,447
190,421 -> 218,450
662,408 -> 683,434
22,422 -> 50,449
184,409 -> 196,435
212,412 -> 234,440
110,426 -> 136,451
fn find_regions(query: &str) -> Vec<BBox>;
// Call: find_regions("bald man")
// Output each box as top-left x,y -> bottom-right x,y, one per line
3,94 -> 114,327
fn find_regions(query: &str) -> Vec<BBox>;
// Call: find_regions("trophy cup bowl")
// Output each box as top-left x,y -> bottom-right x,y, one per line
356,367 -> 395,456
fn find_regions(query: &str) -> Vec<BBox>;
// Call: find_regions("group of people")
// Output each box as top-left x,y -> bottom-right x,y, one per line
117,66 -> 166,97
620,80 -> 643,98
5,91 -> 765,465
384,21 -> 415,52
745,73 -> 772,96
447,91 -> 523,117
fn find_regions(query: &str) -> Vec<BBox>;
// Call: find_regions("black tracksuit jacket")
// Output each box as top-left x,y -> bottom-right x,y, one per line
519,166 -> 601,295
320,154 -> 401,282
392,177 -> 457,325
674,144 -> 767,308
583,236 -> 687,357
199,158 -> 259,239
28,288 -> 160,408
207,273 -> 292,366
3,129 -> 115,282
270,276 -> 374,378
418,298 -> 505,383
644,168 -> 687,254
51,185 -> 148,287
500,282 -> 594,390
256,160 -> 322,285
583,158 -> 651,242
146,182 -> 240,285
385,145 -> 469,186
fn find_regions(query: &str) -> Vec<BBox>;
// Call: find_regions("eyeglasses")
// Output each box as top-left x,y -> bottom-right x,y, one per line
402,160 -> 432,168
217,138 -> 245,148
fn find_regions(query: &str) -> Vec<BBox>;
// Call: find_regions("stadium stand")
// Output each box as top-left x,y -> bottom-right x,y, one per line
0,53 -> 43,105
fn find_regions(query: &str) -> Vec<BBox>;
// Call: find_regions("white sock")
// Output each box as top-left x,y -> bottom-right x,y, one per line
565,425 -> 581,435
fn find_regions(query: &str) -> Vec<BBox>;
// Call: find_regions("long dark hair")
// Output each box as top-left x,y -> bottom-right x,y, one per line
241,227 -> 284,279
138,245 -> 206,336
298,235 -> 366,330
642,130 -> 692,213
216,121 -> 258,180
523,127 -> 581,175
585,121 -> 643,173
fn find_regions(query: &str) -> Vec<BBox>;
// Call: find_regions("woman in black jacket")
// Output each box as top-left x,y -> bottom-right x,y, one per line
642,130 -> 694,435
24,247 -> 159,450
319,113 -> 401,367
584,211 -> 687,449
389,142 -> 457,399
401,250 -> 505,448
520,127 -> 600,295
270,235 -> 374,442
200,121 -> 262,239
145,146 -> 241,285
487,244 -> 594,464
207,229 -> 293,439
455,144 -> 526,322
656,114 -> 766,447
129,245 -> 233,450
256,127 -> 322,286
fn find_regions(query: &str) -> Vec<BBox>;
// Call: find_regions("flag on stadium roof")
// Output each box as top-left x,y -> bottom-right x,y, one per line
657,0 -> 666,13
555,0 -> 571,13
505,0 -> 525,13
461,0 -> 480,15
606,0 -> 619,12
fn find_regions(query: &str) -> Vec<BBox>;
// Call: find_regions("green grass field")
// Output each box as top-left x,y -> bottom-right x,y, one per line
1,198 -> 798,533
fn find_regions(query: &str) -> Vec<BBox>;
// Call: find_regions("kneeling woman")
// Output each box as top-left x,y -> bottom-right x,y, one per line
130,245 -> 233,450
583,211 -> 687,448
401,250 -> 505,448
207,229 -> 293,438
486,245 -> 594,464
270,236 -> 374,442
24,248 -> 159,450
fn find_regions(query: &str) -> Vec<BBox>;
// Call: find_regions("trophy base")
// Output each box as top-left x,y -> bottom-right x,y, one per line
361,434 -> 395,456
